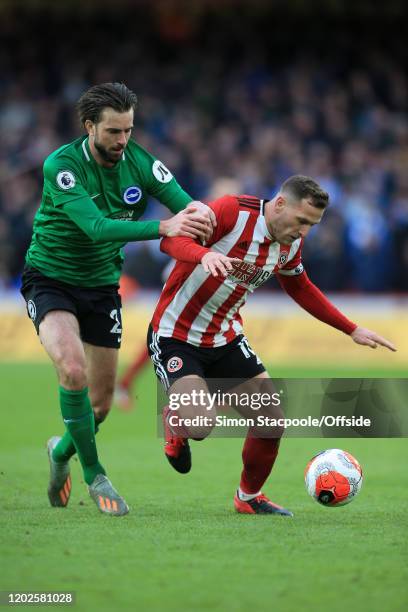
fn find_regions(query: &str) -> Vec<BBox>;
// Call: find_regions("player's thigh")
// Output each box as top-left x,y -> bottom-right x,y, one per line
229,372 -> 284,438
228,371 -> 282,417
147,329 -> 215,436
169,374 -> 212,415
168,375 -> 215,438
21,266 -> 85,375
84,343 -> 119,417
39,310 -> 87,386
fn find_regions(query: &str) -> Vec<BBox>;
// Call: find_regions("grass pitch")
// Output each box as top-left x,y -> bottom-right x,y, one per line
0,362 -> 407,612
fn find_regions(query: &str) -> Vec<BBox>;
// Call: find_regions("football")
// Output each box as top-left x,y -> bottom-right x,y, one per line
304,449 -> 363,507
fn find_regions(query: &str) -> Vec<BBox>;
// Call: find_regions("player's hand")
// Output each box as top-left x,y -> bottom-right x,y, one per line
186,201 -> 217,234
184,201 -> 216,242
350,326 -> 396,352
159,208 -> 211,240
201,252 -> 241,277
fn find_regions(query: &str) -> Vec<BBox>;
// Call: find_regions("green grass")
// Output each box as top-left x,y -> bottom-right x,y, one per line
0,363 -> 407,612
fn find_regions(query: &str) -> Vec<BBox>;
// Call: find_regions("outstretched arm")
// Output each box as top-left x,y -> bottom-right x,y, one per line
278,272 -> 396,351
350,326 -> 396,351
62,197 -> 213,243
46,160 -> 214,243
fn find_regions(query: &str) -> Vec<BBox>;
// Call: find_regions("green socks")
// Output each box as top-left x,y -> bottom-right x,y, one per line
53,386 -> 105,485
52,416 -> 102,464
51,431 -> 78,464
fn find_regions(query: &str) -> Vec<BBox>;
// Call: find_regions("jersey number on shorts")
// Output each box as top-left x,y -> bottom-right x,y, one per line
110,309 -> 122,342
238,338 -> 261,364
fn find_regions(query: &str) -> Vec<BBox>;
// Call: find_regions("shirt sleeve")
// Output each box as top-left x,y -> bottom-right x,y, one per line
62,198 -> 160,242
44,157 -> 90,207
139,148 -> 193,213
160,195 -> 240,260
44,157 -> 160,242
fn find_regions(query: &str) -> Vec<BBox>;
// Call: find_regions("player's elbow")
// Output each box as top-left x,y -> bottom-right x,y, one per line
80,230 -> 104,244
160,237 -> 171,255
83,220 -> 109,243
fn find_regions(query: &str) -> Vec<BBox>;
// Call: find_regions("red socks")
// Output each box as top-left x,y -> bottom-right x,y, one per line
239,436 -> 281,494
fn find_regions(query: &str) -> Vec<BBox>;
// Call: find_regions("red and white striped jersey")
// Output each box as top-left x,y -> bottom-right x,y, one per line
151,195 -> 305,347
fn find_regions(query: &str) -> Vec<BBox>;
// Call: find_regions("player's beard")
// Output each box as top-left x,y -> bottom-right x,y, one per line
94,139 -> 123,165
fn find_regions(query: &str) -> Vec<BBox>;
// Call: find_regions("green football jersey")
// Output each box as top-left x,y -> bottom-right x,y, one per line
26,136 -> 193,286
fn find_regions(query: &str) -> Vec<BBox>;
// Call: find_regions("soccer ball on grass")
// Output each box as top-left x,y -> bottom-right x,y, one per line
304,448 -> 363,507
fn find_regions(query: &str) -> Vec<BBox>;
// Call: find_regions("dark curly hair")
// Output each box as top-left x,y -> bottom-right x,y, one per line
76,82 -> 138,126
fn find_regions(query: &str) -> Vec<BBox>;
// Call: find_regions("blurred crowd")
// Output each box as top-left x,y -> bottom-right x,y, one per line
1,2 -> 407,292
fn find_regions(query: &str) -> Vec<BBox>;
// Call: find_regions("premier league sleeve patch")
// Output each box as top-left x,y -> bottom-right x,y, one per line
56,170 -> 76,190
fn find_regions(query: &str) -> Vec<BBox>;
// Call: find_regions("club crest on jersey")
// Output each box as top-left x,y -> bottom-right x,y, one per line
152,160 -> 173,184
167,356 -> 183,373
279,253 -> 288,266
123,186 -> 142,205
56,170 -> 76,190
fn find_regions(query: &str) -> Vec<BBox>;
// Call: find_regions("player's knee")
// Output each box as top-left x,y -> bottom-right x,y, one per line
91,385 -> 115,421
271,422 -> 285,440
93,407 -> 109,425
188,422 -> 215,439
249,407 -> 285,439
184,422 -> 215,439
274,406 -> 285,438
182,409 -> 216,439
93,402 -> 111,423
59,361 -> 87,390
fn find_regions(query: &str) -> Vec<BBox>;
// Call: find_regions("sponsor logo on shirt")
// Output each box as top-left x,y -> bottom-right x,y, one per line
227,261 -> 272,290
123,186 -> 142,205
152,160 -> 173,183
111,210 -> 135,220
56,170 -> 76,190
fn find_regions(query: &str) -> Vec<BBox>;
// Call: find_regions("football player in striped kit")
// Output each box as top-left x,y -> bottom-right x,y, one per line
148,175 -> 396,515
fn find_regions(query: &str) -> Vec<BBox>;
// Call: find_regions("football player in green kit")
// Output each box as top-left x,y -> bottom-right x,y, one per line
21,82 -> 215,516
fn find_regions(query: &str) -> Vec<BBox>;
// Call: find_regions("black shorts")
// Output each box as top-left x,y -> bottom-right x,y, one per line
20,265 -> 123,349
147,324 -> 265,391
